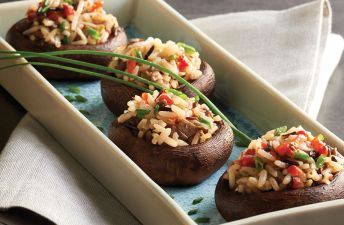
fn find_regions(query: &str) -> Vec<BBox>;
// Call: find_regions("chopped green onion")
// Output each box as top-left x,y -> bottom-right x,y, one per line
0,61 -> 153,94
135,50 -> 143,59
169,194 -> 175,199
67,85 -> 80,94
63,0 -> 73,4
79,109 -> 90,115
192,197 -> 204,205
38,0 -> 49,15
255,157 -> 264,171
166,89 -> 188,100
198,117 -> 211,128
294,151 -> 310,161
135,109 -> 150,119
86,27 -> 100,40
59,21 -> 66,32
187,209 -> 198,215
64,95 -> 75,102
2,51 -> 161,90
154,104 -> 159,114
318,134 -> 325,141
316,155 -> 326,169
168,54 -> 177,61
177,42 -> 196,55
75,95 -> 88,103
194,95 -> 200,102
63,35 -> 70,44
194,217 -> 210,223
274,126 -> 288,136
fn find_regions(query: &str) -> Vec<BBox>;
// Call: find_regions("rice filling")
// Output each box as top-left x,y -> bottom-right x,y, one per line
109,38 -> 203,90
225,126 -> 344,193
23,0 -> 119,47
117,90 -> 222,147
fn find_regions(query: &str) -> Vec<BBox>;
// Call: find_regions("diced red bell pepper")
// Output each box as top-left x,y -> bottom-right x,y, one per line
296,130 -> 306,136
91,0 -> 104,12
26,8 -> 37,21
275,142 -> 294,158
127,60 -> 137,74
241,156 -> 255,167
142,93 -> 149,104
317,146 -> 328,156
158,94 -> 174,105
311,137 -> 328,156
244,149 -> 256,156
63,4 -> 74,17
287,165 -> 303,177
47,11 -> 60,22
261,142 -> 268,149
177,56 -> 189,71
291,177 -> 304,189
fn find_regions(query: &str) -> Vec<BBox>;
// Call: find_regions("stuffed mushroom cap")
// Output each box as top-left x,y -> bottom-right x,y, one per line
101,38 -> 215,116
6,0 -> 128,80
215,126 -> 344,221
108,90 -> 233,186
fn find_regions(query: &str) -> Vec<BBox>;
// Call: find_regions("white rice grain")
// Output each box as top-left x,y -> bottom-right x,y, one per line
258,169 -> 267,188
282,174 -> 291,185
23,26 -> 40,35
274,160 -> 287,169
269,177 -> 280,191
117,111 -> 135,123
257,149 -> 275,161
265,164 -> 278,177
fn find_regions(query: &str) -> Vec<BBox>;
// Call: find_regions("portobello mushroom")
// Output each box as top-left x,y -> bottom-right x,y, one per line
215,170 -> 344,222
215,126 -> 344,221
5,1 -> 128,80
108,91 -> 233,186
101,38 -> 215,116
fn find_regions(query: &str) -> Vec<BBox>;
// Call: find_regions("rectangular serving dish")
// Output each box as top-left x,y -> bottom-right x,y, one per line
1,0 -> 344,224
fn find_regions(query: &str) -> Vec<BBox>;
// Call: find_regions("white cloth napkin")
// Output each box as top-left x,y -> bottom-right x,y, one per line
1,1 -> 344,224
191,0 -> 344,119
0,114 -> 141,225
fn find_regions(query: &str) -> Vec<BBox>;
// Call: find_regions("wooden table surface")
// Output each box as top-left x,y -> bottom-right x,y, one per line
0,0 -> 343,224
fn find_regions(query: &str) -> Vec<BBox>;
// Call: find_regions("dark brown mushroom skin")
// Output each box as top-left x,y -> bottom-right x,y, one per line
108,120 -> 233,186
5,18 -> 128,80
101,60 -> 216,116
215,170 -> 344,222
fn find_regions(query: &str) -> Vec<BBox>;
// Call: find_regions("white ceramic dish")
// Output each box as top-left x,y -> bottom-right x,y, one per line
1,0 -> 344,224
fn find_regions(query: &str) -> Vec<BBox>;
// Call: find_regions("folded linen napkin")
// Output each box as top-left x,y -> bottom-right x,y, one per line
1,1 -> 344,225
191,0 -> 344,119
0,114 -> 141,225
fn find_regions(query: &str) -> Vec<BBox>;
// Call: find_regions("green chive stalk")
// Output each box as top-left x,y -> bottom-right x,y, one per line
0,51 -> 163,90
0,50 -> 252,146
0,62 -> 152,94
